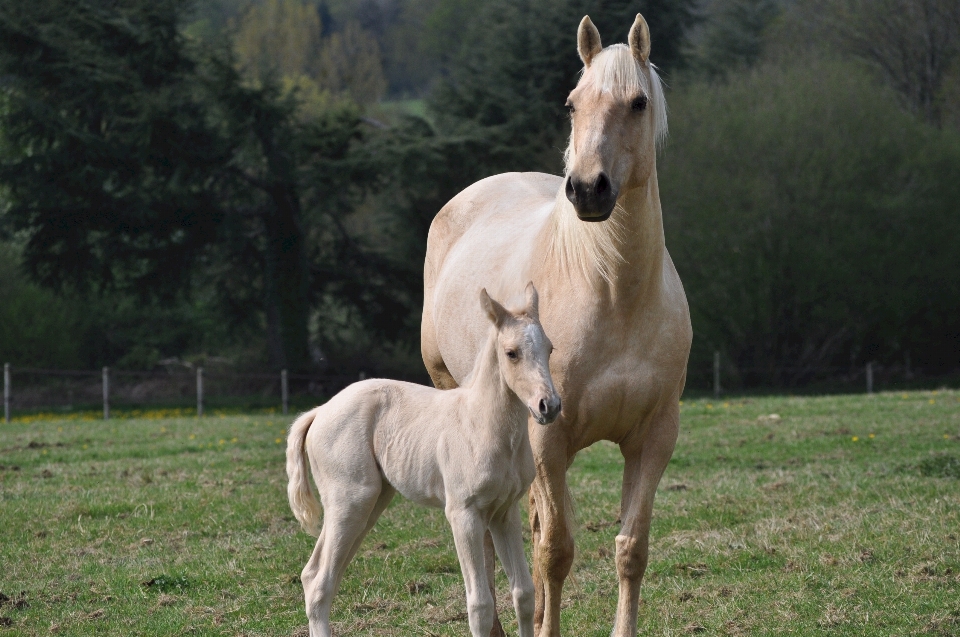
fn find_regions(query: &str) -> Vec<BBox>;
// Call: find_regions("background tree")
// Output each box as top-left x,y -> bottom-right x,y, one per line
812,0 -> 960,127
0,0 -> 379,371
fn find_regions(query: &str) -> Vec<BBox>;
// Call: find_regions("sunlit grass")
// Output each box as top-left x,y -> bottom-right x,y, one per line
0,390 -> 958,635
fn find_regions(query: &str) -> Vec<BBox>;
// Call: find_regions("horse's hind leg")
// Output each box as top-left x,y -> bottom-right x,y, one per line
301,482 -> 384,637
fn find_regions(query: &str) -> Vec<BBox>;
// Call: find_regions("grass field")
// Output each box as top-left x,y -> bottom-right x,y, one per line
1,391 -> 958,636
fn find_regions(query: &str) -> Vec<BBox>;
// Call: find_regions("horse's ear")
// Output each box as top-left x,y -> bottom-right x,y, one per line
577,16 -> 602,67
628,13 -> 651,65
524,281 -> 539,320
480,288 -> 509,327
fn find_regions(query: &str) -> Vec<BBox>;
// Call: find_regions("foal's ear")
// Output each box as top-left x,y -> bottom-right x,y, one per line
577,16 -> 602,67
480,288 -> 510,327
628,13 -> 651,65
524,281 -> 540,320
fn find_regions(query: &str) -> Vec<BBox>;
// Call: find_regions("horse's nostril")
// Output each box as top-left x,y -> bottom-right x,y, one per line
539,399 -> 548,414
595,173 -> 609,196
565,177 -> 577,203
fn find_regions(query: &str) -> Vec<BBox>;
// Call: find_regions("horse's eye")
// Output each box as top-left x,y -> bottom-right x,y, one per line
506,350 -> 518,360
631,95 -> 648,112
565,100 -> 575,114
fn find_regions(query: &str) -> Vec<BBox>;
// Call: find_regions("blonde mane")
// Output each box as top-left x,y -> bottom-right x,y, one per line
553,44 -> 667,286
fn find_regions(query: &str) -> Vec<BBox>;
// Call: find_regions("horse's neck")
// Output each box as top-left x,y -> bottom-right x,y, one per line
462,331 -> 528,446
547,168 -> 665,303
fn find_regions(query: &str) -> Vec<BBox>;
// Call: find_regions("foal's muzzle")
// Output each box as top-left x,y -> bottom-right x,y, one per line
532,395 -> 562,425
566,172 -> 618,222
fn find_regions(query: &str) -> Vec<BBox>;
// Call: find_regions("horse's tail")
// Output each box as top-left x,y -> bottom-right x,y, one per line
286,407 -> 323,537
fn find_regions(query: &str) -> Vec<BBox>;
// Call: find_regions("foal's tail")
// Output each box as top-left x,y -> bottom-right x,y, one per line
286,407 -> 323,537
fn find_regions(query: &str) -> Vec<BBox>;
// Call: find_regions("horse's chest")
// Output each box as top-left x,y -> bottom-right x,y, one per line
557,347 -> 664,443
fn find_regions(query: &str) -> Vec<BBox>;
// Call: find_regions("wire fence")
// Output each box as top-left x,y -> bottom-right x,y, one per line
2,363 -> 429,422
3,354 -> 955,422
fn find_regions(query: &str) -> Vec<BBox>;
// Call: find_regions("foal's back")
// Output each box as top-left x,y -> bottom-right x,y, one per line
305,378 -> 455,508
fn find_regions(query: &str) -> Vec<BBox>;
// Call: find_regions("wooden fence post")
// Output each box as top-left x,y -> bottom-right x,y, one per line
4,363 -> 10,423
713,351 -> 721,399
102,367 -> 110,420
197,367 -> 204,417
281,369 -> 289,416
866,362 -> 873,395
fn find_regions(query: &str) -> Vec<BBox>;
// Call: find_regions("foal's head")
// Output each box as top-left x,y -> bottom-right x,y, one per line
563,14 -> 667,221
479,283 -> 561,425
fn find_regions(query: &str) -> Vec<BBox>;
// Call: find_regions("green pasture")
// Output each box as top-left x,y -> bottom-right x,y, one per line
1,391 -> 958,636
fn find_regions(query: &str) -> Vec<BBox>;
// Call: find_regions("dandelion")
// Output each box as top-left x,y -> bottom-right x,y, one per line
929,399 -> 935,405
57,427 -> 63,432
160,427 -> 167,433
82,444 -> 88,449
231,437 -> 237,443
42,449 -> 48,454
275,438 -> 282,444
189,434 -> 196,440
901,393 -> 909,399
219,439 -> 225,445
706,404 -> 713,409
851,436 -> 859,442
868,434 -> 875,439
723,402 -> 730,408
679,400 -> 684,406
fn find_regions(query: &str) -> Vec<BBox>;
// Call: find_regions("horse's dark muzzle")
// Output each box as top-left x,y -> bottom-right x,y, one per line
566,174 -> 617,222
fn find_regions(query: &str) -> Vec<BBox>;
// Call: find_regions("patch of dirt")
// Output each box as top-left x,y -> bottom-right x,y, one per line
0,617 -> 12,627
665,483 -> 689,491
675,563 -> 709,578
83,609 -> 106,621
406,581 -> 430,595
0,465 -> 22,471
585,519 -> 618,531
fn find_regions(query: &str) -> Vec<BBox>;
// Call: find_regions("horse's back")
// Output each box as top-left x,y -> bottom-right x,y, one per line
425,172 -> 561,282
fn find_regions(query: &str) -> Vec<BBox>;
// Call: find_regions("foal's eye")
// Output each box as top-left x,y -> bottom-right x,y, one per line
631,95 -> 648,112
565,99 -> 575,114
506,349 -> 518,360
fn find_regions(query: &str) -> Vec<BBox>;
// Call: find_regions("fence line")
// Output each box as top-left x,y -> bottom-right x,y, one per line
1,363 -> 431,421
2,356 -> 950,422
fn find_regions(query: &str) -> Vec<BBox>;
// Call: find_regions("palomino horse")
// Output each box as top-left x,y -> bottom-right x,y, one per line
287,284 -> 561,637
421,14 -> 692,637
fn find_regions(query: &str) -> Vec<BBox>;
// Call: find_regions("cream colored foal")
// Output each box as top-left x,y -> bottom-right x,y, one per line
286,283 -> 560,637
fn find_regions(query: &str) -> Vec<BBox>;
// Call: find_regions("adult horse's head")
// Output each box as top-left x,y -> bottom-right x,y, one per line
564,14 -> 667,222
480,283 -> 561,425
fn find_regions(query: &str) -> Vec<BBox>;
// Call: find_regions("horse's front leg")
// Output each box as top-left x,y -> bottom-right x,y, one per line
447,505 -> 496,637
489,504 -> 535,637
528,438 -> 574,637
612,407 -> 679,637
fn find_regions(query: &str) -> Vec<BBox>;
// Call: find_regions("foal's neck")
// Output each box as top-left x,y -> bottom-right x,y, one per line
463,330 -> 528,445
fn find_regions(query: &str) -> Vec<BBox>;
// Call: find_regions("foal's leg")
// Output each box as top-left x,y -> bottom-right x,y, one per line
483,531 -> 507,637
302,480 -> 385,637
611,407 -> 679,637
446,506 -> 496,637
489,505 -> 535,637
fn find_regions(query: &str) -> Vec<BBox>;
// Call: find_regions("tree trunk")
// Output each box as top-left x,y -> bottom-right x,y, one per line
263,185 -> 310,372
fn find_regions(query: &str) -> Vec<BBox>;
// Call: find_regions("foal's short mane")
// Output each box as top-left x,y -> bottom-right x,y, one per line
553,44 -> 667,286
